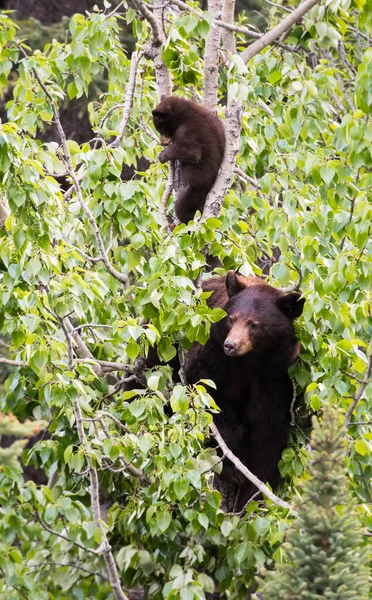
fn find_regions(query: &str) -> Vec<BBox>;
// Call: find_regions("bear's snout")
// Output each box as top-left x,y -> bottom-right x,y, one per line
224,340 -> 237,356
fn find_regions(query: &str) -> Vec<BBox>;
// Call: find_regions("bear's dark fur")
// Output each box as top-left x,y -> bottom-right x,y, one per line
152,96 -> 225,224
186,271 -> 305,511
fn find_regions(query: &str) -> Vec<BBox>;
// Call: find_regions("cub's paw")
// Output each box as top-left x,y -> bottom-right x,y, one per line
158,149 -> 169,163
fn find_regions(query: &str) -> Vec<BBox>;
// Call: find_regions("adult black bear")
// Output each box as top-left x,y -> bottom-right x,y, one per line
152,96 -> 225,224
185,272 -> 305,511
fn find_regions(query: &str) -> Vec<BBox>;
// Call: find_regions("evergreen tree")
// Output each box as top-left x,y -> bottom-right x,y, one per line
257,407 -> 370,600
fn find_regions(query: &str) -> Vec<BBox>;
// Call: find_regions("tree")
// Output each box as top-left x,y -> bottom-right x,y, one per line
0,0 -> 371,598
257,407 -> 370,599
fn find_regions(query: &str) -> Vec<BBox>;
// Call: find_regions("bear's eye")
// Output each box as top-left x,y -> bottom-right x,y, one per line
228,315 -> 236,326
247,319 -> 259,329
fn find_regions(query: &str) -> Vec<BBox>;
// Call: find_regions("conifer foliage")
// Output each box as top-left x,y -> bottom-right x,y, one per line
258,408 -> 370,600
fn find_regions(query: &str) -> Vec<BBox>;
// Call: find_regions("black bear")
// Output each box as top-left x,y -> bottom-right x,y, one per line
185,271 -> 305,511
152,96 -> 225,224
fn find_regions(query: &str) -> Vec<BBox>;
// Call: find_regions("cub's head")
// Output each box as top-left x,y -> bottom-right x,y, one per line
152,95 -> 192,137
221,271 -> 305,358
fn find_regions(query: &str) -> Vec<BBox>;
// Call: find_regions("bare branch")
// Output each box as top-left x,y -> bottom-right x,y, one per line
221,0 -> 236,53
234,167 -> 260,189
203,0 -> 222,110
73,324 -> 114,333
110,52 -> 141,148
344,343 -> 372,429
133,0 -> 163,44
241,0 -> 320,64
257,97 -> 274,117
201,99 -> 243,223
210,422 -> 294,511
160,160 -> 175,233
0,357 -> 25,367
97,411 -> 131,433
0,197 -> 10,229
140,0 -> 172,97
73,358 -> 132,371
290,378 -> 296,427
262,0 -> 293,13
73,398 -> 129,600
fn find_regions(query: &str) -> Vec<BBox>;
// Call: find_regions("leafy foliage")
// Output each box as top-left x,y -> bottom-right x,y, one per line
0,0 -> 371,598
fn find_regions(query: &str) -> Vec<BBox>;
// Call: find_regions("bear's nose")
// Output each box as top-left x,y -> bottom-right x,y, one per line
224,340 -> 236,356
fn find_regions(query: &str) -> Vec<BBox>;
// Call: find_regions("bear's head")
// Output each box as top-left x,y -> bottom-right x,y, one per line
152,95 -> 194,137
220,271 -> 305,359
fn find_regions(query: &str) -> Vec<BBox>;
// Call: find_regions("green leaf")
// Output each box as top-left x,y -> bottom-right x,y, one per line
156,510 -> 171,533
221,521 -> 234,537
319,165 -> 335,185
29,349 -> 48,373
174,478 -> 189,500
355,438 -> 370,456
198,513 -> 209,529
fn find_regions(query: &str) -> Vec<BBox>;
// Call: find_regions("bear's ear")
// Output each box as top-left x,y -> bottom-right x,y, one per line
226,271 -> 246,298
152,109 -> 165,117
276,293 -> 305,320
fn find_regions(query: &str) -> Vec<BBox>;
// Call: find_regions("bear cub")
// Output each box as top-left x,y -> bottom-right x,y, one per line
186,271 -> 305,511
152,96 -> 225,224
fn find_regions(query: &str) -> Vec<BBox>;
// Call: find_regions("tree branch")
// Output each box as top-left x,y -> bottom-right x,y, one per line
73,398 -> 129,600
202,0 -> 222,110
0,357 -> 25,367
133,0 -> 163,44
160,159 -> 175,233
210,422 -> 294,511
221,0 -> 237,53
140,0 -> 172,97
34,510 -> 98,556
110,52 -> 141,148
344,342 -> 372,429
241,0 -> 320,64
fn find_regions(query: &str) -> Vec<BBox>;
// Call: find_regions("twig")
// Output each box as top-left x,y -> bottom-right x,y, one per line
97,411 -> 131,433
324,50 -> 355,113
93,103 -> 125,149
110,52 -> 141,148
262,0 -> 293,13
234,167 -> 260,189
28,561 -> 108,581
160,160 -> 175,234
290,378 -> 296,426
98,416 -> 149,482
344,342 -> 372,429
73,324 -> 114,333
241,0 -> 320,64
0,357 -> 25,367
257,97 -> 274,118
73,358 -> 132,371
178,346 -> 187,386
34,510 -> 98,556
210,422 -> 294,511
